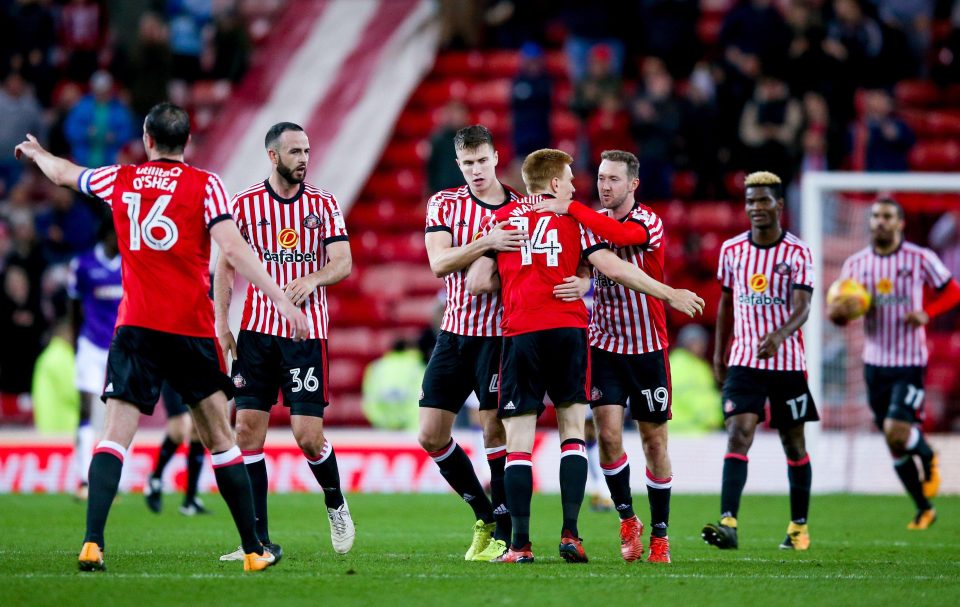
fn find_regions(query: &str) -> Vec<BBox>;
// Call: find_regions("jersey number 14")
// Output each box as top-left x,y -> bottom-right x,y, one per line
509,216 -> 562,267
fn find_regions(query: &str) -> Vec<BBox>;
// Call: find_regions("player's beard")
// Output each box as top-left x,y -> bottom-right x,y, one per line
600,190 -> 629,211
277,158 -> 306,185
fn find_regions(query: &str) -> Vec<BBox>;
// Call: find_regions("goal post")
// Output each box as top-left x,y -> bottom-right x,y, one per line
800,171 -> 960,423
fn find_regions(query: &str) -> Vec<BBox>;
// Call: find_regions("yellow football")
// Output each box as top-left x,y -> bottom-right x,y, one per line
826,278 -> 871,319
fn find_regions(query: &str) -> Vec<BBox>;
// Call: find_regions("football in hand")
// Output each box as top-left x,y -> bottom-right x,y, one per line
827,278 -> 871,320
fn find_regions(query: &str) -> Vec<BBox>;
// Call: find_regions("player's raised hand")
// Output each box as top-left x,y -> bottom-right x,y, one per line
756,329 -> 785,359
532,198 -> 572,215
276,299 -> 310,340
284,275 -> 317,307
14,133 -> 44,161
553,275 -> 591,302
218,330 -> 237,365
486,220 -> 527,252
667,289 -> 705,318
904,310 -> 929,327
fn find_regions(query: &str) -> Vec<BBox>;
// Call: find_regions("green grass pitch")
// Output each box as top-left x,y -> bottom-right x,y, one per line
2,493 -> 957,606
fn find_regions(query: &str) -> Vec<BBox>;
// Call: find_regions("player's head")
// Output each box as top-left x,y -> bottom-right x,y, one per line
522,148 -> 575,200
143,102 -> 191,157
265,122 -> 309,185
597,150 -> 639,211
869,197 -> 905,248
454,125 -> 498,193
743,171 -> 783,230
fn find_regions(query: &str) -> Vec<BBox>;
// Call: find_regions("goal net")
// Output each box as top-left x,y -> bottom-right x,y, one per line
800,172 -> 960,433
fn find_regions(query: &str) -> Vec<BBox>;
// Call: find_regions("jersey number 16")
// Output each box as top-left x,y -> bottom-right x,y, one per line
121,193 -> 179,251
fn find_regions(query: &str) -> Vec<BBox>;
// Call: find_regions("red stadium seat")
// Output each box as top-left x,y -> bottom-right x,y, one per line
328,358 -> 365,392
895,80 -> 943,108
550,110 -> 580,140
909,140 -> 960,171
433,52 -> 483,77
389,295 -> 440,326
485,50 -> 520,78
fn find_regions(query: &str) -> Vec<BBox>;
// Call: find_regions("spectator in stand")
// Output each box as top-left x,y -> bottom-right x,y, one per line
127,12 -> 173,120
569,43 -> 623,124
35,186 -> 99,265
438,0 -> 485,49
720,0 -> 791,80
680,62 -> 724,199
47,82 -> 83,159
510,42 -> 552,161
64,70 -> 136,168
824,0 -> 886,88
784,0 -> 834,96
362,339 -> 425,433
166,0 -> 212,82
630,59 -> 681,200
31,319 -> 79,434
798,92 -> 845,174
58,0 -> 105,83
0,261 -> 47,395
668,324 -> 723,435
4,0 -> 57,104
426,100 -> 470,193
638,0 -> 701,78
558,0 -> 624,82
210,8 -> 251,83
589,94 -> 633,169
877,0 -> 935,77
932,2 -> 960,84
739,74 -> 803,185
849,88 -> 915,172
0,71 -> 43,195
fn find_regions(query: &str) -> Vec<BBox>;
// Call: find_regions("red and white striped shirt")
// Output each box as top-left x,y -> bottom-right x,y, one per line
231,180 -> 348,339
718,231 -> 814,371
840,242 -> 952,367
581,203 -> 668,354
425,184 -> 520,337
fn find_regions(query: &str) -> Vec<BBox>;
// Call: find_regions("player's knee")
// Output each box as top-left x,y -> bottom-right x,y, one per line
418,430 -> 448,453
297,435 -> 326,460
481,422 -> 505,448
597,424 -> 622,455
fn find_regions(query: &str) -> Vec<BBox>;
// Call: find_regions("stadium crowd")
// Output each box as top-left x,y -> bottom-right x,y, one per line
1,0 -> 257,400
2,0 -> 960,430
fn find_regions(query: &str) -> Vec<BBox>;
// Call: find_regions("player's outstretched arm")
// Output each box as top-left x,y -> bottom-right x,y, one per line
465,256 -> 500,295
210,220 -> 309,339
425,221 -> 526,278
14,134 -> 87,191
757,288 -> 812,359
284,240 -> 352,307
587,248 -> 704,317
534,199 -> 650,248
714,291 -> 734,383
213,252 -> 237,361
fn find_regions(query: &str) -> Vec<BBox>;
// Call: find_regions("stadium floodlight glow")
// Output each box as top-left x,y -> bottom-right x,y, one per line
800,171 -> 960,415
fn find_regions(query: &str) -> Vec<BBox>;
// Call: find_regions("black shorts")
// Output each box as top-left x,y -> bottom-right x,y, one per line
590,347 -> 672,423
721,366 -> 819,429
231,330 -> 329,418
102,326 -> 233,415
499,328 -> 590,419
864,365 -> 926,429
420,331 -> 501,413
161,381 -> 189,417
